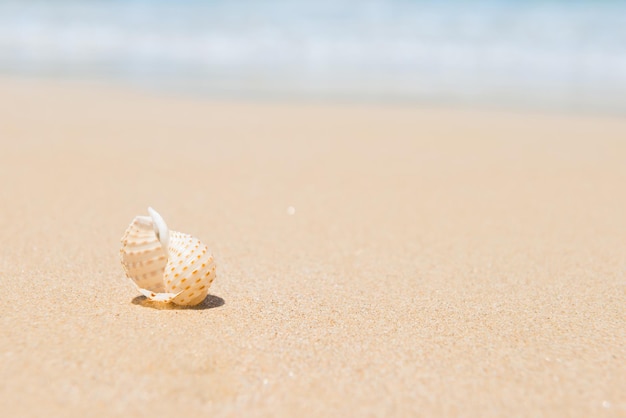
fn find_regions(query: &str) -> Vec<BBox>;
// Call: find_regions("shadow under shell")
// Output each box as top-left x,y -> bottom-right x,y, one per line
131,294 -> 225,310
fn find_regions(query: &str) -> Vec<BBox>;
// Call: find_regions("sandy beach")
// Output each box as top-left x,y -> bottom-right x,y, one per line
0,77 -> 625,417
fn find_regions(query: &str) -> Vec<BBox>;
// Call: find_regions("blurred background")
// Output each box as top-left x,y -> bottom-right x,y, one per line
1,0 -> 625,112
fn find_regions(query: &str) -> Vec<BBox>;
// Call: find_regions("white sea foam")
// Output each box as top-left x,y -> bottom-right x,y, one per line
1,0 -> 625,111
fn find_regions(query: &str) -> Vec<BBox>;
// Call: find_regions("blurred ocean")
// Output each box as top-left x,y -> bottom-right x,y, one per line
1,0 -> 626,112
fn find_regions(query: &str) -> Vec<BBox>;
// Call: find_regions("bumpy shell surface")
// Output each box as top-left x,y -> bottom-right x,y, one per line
120,208 -> 216,306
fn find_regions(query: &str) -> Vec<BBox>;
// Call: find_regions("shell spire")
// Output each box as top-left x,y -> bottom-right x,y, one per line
120,208 -> 216,306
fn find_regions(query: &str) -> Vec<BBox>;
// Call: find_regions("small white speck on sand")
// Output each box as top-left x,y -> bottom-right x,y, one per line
263,378 -> 269,385
287,206 -> 296,215
602,401 -> 611,408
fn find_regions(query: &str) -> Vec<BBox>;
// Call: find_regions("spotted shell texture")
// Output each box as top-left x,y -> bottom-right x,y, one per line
120,208 -> 216,306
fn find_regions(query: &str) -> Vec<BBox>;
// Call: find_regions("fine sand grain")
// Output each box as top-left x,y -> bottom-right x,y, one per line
0,77 -> 625,417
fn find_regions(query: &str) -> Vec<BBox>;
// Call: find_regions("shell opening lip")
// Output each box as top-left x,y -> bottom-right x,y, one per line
148,207 -> 170,251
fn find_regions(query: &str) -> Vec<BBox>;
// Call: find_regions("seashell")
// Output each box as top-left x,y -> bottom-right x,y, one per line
120,207 -> 216,306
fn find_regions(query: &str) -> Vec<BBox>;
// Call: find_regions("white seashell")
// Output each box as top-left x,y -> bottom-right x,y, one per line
120,207 -> 216,306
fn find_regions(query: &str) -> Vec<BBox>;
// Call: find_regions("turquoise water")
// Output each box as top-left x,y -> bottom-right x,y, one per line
1,0 -> 626,111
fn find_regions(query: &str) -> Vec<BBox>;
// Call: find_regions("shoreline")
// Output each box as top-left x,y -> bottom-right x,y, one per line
2,72 -> 626,118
